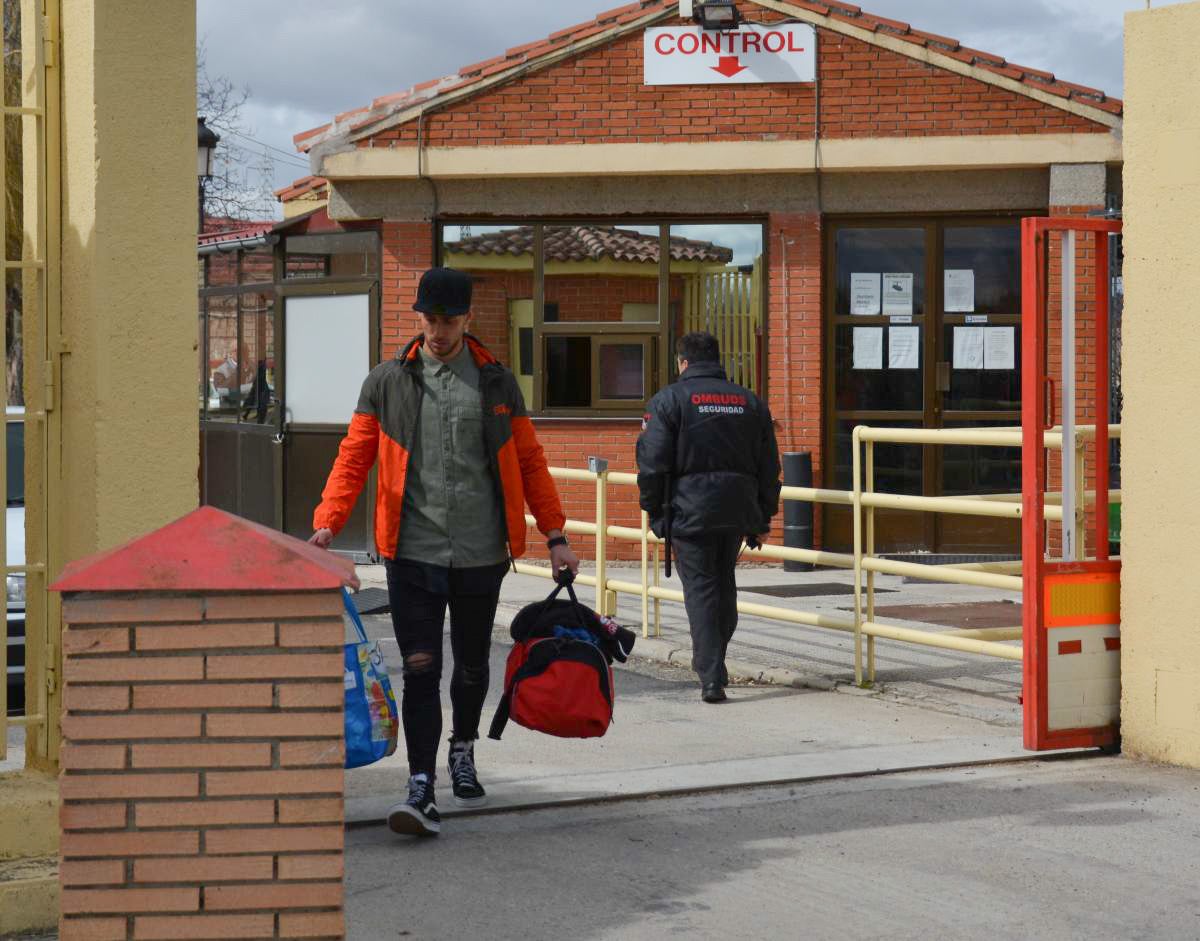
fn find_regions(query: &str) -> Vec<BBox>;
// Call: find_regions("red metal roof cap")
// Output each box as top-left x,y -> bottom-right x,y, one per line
51,506 -> 358,594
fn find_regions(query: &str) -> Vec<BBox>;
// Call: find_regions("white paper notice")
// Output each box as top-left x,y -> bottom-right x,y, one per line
888,326 -> 920,370
852,327 -> 883,370
882,273 -> 914,316
984,327 -> 1016,370
850,273 -> 881,315
944,269 -> 975,313
953,326 -> 985,370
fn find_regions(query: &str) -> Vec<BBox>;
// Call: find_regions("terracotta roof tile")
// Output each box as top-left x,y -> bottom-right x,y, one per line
274,176 -> 328,203
956,45 -> 1006,68
447,225 -> 733,265
460,53 -> 510,77
197,219 -> 277,248
1019,65 -> 1057,83
869,15 -> 910,34
906,28 -> 959,50
1058,79 -> 1107,100
294,0 -> 1121,154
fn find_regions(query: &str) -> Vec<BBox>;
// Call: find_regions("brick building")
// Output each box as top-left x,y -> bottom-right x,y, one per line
201,0 -> 1122,561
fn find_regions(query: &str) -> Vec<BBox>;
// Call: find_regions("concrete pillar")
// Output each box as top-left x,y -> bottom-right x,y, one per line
1120,1 -> 1200,768
53,507 -> 355,940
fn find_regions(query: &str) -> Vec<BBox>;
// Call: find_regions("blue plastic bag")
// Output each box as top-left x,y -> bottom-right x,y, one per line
343,588 -> 399,770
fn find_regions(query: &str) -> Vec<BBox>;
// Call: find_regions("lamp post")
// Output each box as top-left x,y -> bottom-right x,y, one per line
197,116 -> 220,233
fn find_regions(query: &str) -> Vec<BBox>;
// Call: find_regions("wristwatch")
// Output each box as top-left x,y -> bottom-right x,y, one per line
547,535 -> 569,549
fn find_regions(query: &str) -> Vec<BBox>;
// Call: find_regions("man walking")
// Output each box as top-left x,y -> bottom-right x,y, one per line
310,267 -> 579,837
636,332 -> 780,703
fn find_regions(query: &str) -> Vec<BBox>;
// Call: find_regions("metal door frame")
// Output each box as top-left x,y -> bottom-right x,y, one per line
277,279 -> 380,561
1021,215 -> 1121,751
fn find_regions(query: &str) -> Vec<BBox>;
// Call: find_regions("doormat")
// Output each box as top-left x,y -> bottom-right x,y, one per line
744,582 -> 897,599
349,587 -> 391,616
836,601 -> 1021,629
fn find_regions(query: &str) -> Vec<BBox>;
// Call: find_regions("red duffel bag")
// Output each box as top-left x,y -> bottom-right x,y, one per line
489,571 -> 630,740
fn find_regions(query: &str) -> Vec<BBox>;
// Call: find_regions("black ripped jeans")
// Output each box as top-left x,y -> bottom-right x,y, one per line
384,559 -> 507,779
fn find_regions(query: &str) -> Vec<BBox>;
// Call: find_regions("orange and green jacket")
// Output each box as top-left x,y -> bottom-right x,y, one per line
313,334 -> 566,561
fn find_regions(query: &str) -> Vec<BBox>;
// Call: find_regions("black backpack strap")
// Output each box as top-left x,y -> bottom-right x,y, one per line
488,689 -> 512,740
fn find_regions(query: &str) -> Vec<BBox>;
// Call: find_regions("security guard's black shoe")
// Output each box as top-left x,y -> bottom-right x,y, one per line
701,684 -> 727,704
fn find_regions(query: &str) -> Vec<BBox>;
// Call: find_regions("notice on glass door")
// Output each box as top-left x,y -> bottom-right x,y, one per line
850,273 -> 881,315
953,326 -> 985,370
888,326 -> 920,370
852,327 -> 883,370
984,327 -> 1016,370
882,273 -> 914,316
944,269 -> 975,313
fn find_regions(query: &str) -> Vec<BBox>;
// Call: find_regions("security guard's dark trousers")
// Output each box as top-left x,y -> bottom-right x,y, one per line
672,533 -> 742,688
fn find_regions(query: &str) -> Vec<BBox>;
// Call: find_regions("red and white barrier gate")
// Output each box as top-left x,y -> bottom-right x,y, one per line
1021,216 -> 1122,751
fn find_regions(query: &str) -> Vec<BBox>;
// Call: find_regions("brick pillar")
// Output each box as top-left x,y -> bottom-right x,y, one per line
381,221 -> 434,360
52,507 -> 357,941
767,212 -> 823,546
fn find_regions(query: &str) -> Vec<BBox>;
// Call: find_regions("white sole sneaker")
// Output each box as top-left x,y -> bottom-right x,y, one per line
386,803 -> 441,837
452,792 -> 488,809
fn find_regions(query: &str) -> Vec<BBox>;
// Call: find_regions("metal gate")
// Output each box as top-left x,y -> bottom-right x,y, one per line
1021,216 -> 1122,751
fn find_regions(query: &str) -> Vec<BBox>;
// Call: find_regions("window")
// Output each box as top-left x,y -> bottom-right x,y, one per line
285,231 -> 378,280
440,220 -> 765,416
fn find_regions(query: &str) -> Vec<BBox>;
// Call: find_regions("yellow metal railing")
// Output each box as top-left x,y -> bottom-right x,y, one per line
2,0 -> 61,766
519,422 -> 1120,688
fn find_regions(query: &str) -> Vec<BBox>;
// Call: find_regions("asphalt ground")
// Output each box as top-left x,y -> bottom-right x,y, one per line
346,756 -> 1200,941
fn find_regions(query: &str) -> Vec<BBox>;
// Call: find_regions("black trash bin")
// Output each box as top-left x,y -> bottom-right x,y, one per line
782,452 -> 814,573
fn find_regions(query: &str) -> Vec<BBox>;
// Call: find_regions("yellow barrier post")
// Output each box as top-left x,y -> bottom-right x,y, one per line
653,541 -> 662,637
851,426 -> 865,686
640,510 -> 650,638
866,439 -> 877,685
593,459 -> 610,616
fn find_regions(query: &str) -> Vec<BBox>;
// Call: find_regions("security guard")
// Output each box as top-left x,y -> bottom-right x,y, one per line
311,267 -> 579,835
636,331 -> 781,703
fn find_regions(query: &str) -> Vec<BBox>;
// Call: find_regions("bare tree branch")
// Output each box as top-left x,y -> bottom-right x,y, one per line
197,39 -> 278,222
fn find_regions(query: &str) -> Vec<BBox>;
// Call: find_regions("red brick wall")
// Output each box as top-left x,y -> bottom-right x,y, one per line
381,222 -> 434,360
366,7 -> 1106,150
58,592 -> 346,941
766,212 -> 823,547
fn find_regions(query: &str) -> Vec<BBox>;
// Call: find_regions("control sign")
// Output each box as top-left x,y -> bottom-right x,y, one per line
644,24 -> 816,85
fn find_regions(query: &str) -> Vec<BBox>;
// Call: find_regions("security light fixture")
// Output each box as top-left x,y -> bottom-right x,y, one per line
197,116 -> 220,181
197,116 -> 221,231
694,0 -> 740,30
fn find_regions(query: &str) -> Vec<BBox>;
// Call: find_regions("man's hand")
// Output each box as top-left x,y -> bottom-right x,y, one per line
549,542 -> 580,576
309,528 -> 334,549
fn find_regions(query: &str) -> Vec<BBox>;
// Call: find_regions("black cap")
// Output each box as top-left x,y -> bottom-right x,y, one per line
413,267 -> 472,316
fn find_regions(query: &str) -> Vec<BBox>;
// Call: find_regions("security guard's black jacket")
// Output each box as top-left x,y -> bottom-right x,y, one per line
636,361 -> 782,539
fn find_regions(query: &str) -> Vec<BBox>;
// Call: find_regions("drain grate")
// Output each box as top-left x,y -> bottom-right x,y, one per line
348,587 -> 392,616
744,582 -> 897,599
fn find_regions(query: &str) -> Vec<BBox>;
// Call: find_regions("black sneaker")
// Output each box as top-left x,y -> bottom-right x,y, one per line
387,773 -> 441,837
447,737 -> 487,808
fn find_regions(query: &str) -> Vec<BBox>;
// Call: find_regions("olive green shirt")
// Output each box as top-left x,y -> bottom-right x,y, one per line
395,344 -> 508,567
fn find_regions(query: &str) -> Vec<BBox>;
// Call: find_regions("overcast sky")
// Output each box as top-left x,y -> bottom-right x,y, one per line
197,0 -> 1160,210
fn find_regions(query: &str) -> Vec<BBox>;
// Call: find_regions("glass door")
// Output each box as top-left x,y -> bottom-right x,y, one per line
824,218 -> 1022,555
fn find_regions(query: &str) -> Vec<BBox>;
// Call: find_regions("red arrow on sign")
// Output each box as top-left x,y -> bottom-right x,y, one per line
710,56 -> 747,78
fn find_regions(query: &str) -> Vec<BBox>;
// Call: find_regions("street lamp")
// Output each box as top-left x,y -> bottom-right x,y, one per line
197,116 -> 220,232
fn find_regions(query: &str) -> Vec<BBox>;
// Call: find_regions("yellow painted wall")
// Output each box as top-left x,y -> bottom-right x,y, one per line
60,0 -> 198,552
1120,0 -> 1200,767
